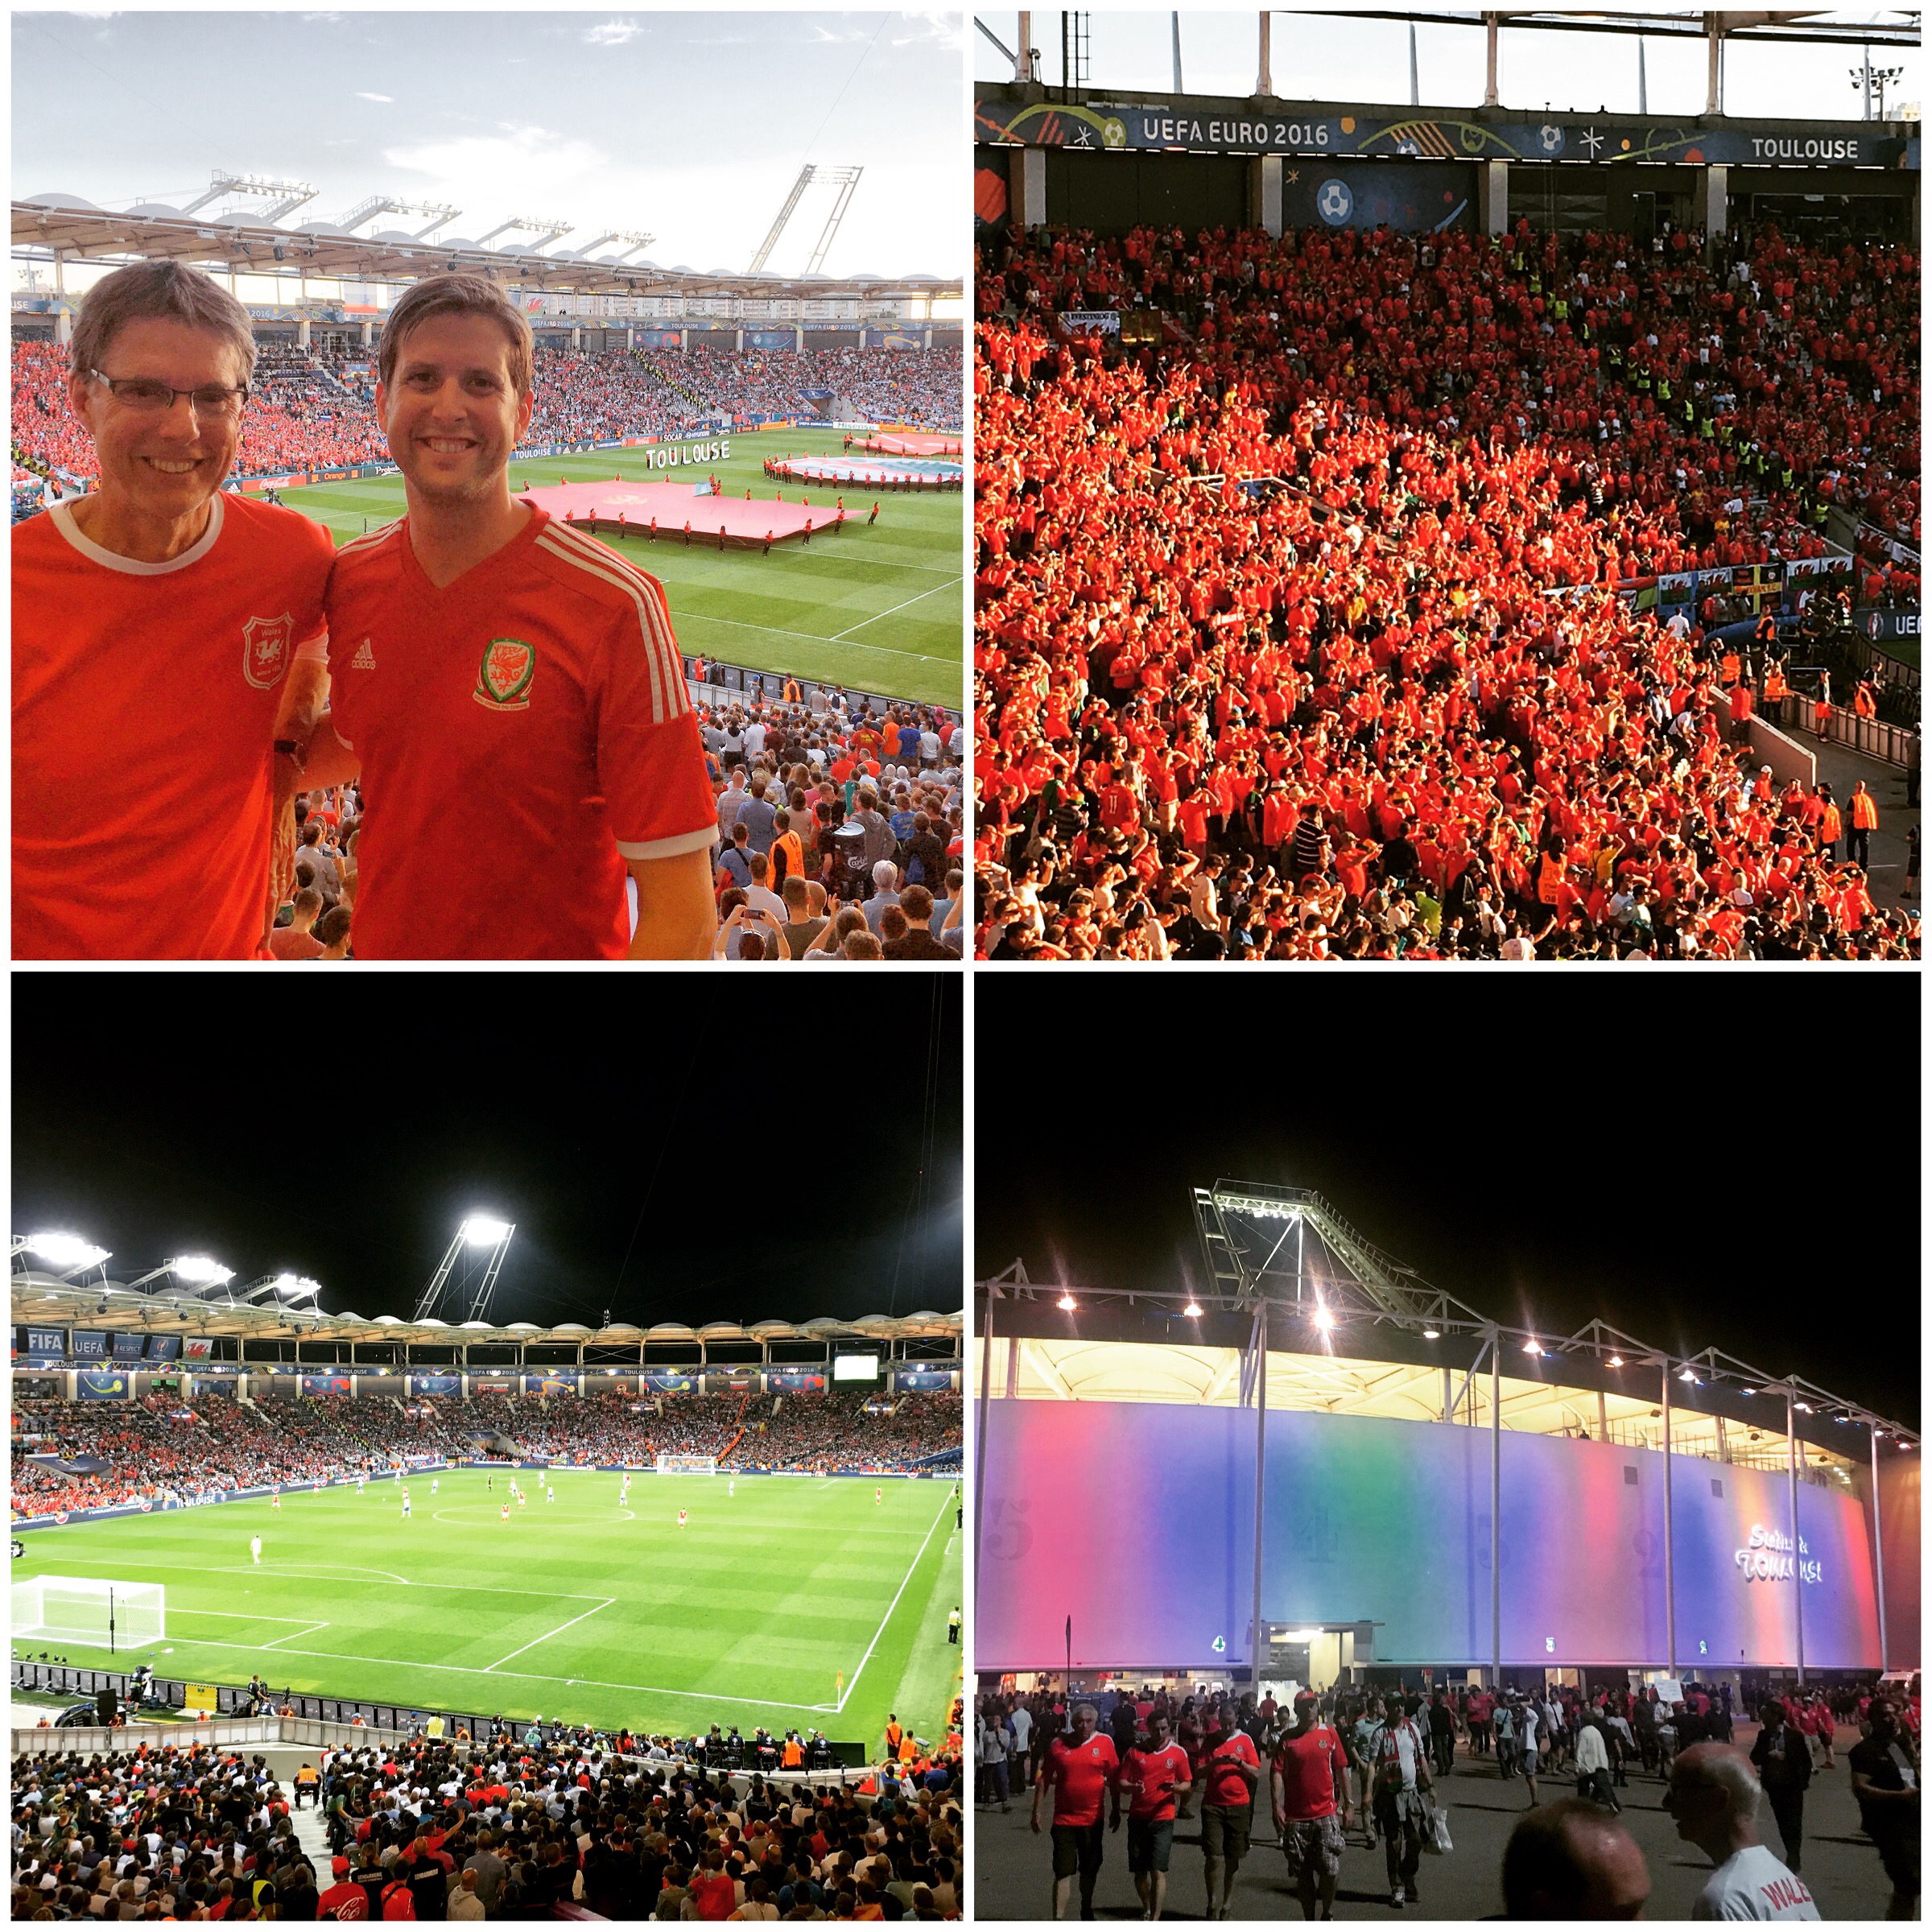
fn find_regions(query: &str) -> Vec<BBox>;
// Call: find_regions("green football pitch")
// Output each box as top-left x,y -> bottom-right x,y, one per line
279,428 -> 964,708
12,1470 -> 963,1748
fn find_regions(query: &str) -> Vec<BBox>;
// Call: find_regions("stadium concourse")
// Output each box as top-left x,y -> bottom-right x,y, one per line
972,221 -> 1921,960
9,341 -> 964,489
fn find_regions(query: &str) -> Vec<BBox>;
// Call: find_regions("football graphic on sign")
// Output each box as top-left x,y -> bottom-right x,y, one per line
1316,179 -> 1354,225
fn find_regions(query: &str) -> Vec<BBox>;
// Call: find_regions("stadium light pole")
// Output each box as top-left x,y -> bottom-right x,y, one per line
1786,1387 -> 1805,1687
1871,1424 -> 1888,1671
1489,1327 -> 1500,1689
973,1283 -> 994,1632
1250,1299 -> 1268,1696
1662,1356 -> 1675,1678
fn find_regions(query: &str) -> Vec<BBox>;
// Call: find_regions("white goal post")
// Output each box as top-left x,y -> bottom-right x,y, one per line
11,1575 -> 166,1647
654,1455 -> 717,1476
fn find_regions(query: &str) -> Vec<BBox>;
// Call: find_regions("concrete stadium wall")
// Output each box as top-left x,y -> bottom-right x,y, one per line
978,1399 -> 1881,1674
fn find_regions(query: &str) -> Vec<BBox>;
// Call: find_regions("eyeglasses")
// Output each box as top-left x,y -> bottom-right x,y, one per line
89,370 -> 250,417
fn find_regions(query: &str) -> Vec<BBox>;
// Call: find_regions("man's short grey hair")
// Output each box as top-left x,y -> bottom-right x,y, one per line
873,861 -> 898,886
69,258 -> 257,384
1072,1703 -> 1099,1722
1692,1750 -> 1762,1821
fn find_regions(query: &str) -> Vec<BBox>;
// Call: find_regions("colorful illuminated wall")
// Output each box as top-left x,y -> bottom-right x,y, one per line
977,1398 -> 1881,1672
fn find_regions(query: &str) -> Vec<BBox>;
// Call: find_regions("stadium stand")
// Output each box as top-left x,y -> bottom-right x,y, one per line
275,689 -> 965,963
974,220 -> 1921,961
9,1733 -> 964,1919
10,1389 -> 964,1517
11,342 -> 962,488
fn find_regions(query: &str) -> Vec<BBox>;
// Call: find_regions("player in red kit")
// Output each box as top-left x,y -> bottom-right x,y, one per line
13,260 -> 332,957
1272,1691 -> 1352,1922
1033,1701 -> 1120,1921
1116,1707 -> 1193,1921
297,275 -> 716,957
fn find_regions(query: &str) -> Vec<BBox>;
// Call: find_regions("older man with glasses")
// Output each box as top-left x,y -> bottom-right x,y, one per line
14,258 -> 334,957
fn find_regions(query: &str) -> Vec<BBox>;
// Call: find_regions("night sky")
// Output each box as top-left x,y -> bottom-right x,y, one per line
976,978 -> 1921,1430
14,976 -> 961,1329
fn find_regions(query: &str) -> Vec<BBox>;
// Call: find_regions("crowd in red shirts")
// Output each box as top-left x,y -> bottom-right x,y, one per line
974,219 -> 1920,961
10,340 -> 963,487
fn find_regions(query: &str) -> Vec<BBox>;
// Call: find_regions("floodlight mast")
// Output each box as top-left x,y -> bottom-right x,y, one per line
413,1217 -> 517,1323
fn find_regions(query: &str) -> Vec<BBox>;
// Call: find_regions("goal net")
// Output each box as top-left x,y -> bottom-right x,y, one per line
11,1575 -> 165,1647
654,1455 -> 717,1476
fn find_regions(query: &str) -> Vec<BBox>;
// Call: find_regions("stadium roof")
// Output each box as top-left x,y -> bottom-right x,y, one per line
11,198 -> 959,306
977,1180 -> 1918,1455
10,1267 -> 960,1351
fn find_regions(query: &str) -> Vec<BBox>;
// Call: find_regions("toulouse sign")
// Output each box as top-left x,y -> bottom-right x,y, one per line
1736,1523 -> 1823,1585
976,92 -> 1913,171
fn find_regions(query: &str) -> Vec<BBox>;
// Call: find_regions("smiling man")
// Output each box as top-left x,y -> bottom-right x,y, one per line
12,261 -> 333,957
300,273 -> 716,957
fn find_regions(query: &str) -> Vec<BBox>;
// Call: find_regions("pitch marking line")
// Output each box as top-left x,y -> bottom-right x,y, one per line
832,578 -> 964,642
485,1598 -> 616,1674
670,607 -> 956,667
835,1487 -> 953,1716
172,1608 -> 329,1625
66,1558 -> 611,1602
147,1633 -> 839,1714
260,1620 -> 332,1652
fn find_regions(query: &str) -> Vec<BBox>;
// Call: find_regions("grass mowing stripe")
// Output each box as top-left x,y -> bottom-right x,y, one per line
279,427 -> 963,705
12,1471 -> 959,1744
837,1486 -> 953,1715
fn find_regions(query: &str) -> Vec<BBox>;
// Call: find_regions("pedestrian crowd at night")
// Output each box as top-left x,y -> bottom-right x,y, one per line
980,1674 -> 1919,1920
10,1729 -> 965,1920
974,219 -> 1919,961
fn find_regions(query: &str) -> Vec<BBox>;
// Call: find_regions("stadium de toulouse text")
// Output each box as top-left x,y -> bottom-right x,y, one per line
1737,1523 -> 1824,1586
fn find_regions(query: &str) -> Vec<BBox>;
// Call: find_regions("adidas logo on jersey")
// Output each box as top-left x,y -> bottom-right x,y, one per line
350,638 -> 376,671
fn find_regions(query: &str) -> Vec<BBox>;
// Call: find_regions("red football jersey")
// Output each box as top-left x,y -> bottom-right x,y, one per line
325,507 -> 715,958
12,493 -> 331,959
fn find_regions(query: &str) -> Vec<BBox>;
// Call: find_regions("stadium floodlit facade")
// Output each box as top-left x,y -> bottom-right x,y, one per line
974,1183 -> 1918,1696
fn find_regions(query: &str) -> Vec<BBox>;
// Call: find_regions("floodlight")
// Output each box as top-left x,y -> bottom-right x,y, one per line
1057,1293 -> 1077,1312
1522,1339 -> 1542,1356
1422,1328 -> 1439,1340
1183,1302 -> 1203,1318
1311,1306 -> 1335,1331
27,1232 -> 111,1269
1607,1355 -> 1624,1368
1795,1402 -> 1813,1414
170,1256 -> 233,1287
461,1216 -> 512,1245
1740,1386 -> 1756,1396
1678,1368 -> 1697,1383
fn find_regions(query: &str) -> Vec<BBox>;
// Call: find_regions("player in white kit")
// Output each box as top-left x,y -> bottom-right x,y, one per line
250,1535 -> 262,1565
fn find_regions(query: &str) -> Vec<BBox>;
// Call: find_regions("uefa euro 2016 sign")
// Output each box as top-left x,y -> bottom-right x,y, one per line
1736,1523 -> 1822,1585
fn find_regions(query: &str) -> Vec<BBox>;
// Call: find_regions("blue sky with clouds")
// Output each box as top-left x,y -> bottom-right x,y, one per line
13,10 -> 965,277
974,11 -> 1920,122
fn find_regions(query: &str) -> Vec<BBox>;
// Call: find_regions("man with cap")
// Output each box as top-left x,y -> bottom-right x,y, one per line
1272,1691 -> 1352,1922
315,1852 -> 366,1919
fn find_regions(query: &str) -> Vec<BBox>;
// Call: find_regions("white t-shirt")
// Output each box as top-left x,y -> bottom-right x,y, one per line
1692,1846 -> 1820,1921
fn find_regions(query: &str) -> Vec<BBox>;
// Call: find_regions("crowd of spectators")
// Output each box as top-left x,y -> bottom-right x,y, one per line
10,1385 -> 962,1516
704,695 -> 967,961
10,1732 -> 964,1920
10,339 -> 962,488
974,218 -> 1921,962
654,345 -> 962,431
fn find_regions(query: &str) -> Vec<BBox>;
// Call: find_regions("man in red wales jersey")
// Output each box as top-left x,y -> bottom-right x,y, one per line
1272,1692 -> 1352,1922
1114,1707 -> 1193,1922
299,274 -> 715,957
13,260 -> 332,957
1032,1701 -> 1119,1920
1194,1695 -> 1263,1919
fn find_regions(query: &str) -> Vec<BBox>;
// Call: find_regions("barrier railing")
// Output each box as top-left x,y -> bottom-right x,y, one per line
1761,697 -> 1919,770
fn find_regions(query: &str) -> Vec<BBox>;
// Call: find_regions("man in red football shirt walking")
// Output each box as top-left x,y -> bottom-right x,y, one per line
1032,1701 -> 1119,1921
1115,1707 -> 1193,1921
1194,1695 -> 1263,1920
1272,1692 -> 1352,1922
13,259 -> 332,957
299,274 -> 716,956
